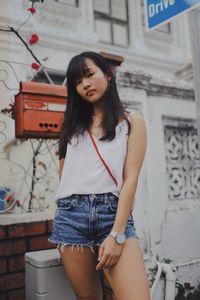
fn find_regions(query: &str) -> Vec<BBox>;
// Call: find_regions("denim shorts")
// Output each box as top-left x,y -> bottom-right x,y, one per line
48,192 -> 139,253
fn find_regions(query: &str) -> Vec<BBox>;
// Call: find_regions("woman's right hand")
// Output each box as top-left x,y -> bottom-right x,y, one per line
96,235 -> 123,270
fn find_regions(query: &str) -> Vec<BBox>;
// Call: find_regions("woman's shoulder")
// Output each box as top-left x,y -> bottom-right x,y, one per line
124,110 -> 141,121
125,111 -> 146,131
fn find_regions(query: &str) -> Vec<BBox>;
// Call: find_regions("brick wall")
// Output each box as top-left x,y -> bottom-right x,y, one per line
0,220 -> 56,300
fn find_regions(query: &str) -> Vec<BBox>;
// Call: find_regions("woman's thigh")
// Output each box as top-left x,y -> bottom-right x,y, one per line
103,238 -> 151,300
58,245 -> 103,300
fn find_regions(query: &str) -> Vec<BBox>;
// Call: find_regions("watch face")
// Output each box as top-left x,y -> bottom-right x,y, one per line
116,233 -> 126,244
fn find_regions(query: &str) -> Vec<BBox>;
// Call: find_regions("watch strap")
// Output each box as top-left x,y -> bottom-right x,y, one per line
110,229 -> 118,238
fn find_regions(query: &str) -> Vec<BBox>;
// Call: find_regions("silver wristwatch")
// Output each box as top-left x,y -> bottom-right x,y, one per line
109,230 -> 126,244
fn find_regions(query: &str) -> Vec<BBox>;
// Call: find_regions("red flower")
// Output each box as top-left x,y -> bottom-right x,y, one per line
29,33 -> 39,45
31,63 -> 40,70
28,6 -> 36,14
5,194 -> 13,202
15,200 -> 21,207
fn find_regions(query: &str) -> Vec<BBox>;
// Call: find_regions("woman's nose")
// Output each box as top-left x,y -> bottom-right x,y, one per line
82,78 -> 90,89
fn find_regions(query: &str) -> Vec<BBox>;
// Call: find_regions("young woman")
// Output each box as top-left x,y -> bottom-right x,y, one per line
48,51 -> 151,300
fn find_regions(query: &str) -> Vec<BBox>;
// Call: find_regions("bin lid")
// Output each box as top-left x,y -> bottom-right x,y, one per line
25,249 -> 62,268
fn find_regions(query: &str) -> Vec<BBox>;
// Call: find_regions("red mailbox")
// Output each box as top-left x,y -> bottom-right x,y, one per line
14,81 -> 67,139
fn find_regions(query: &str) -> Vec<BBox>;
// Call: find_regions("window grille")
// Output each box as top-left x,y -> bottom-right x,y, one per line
163,117 -> 200,200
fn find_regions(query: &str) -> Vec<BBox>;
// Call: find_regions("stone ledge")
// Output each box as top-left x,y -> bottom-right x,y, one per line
0,210 -> 55,225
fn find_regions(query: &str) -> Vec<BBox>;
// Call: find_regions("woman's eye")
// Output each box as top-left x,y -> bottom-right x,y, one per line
88,72 -> 94,77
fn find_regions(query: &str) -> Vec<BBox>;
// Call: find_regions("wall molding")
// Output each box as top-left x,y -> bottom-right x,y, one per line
118,71 -> 194,100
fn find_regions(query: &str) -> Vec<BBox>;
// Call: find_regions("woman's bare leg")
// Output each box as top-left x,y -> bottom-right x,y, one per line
103,238 -> 151,300
58,245 -> 103,300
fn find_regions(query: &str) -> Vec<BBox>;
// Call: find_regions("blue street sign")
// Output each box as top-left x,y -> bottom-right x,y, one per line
145,0 -> 200,30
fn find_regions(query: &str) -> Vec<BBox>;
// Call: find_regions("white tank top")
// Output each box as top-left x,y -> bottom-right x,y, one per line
54,112 -> 134,202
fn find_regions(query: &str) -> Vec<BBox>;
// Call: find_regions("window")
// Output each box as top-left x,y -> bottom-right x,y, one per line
141,0 -> 171,34
94,0 -> 129,47
54,0 -> 79,6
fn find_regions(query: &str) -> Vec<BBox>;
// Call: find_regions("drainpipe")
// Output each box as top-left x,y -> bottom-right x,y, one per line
149,257 -> 200,300
150,261 -> 162,298
150,258 -> 176,300
162,263 -> 176,300
172,257 -> 200,268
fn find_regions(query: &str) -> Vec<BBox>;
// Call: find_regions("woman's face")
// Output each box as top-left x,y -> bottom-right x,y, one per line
75,58 -> 109,103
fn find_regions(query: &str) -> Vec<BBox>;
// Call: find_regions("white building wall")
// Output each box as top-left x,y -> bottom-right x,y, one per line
1,0 -> 200,295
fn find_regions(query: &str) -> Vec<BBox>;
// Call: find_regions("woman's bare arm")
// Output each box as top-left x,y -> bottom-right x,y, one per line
59,158 -> 65,179
112,112 -> 147,233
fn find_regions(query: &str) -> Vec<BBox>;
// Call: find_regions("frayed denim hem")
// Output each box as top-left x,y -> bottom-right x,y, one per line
48,237 -> 101,255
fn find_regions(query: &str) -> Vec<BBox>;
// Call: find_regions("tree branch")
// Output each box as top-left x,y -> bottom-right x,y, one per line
0,28 -> 12,32
8,26 -> 42,66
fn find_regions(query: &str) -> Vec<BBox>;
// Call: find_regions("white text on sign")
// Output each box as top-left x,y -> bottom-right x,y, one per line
149,0 -> 175,18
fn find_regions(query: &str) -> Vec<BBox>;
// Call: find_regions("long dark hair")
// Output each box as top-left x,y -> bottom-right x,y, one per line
59,51 -> 130,159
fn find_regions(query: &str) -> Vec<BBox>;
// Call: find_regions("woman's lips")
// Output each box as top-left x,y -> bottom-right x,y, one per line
86,90 -> 95,96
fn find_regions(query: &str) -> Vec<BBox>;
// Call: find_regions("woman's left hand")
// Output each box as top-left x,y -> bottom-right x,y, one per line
96,235 -> 123,270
